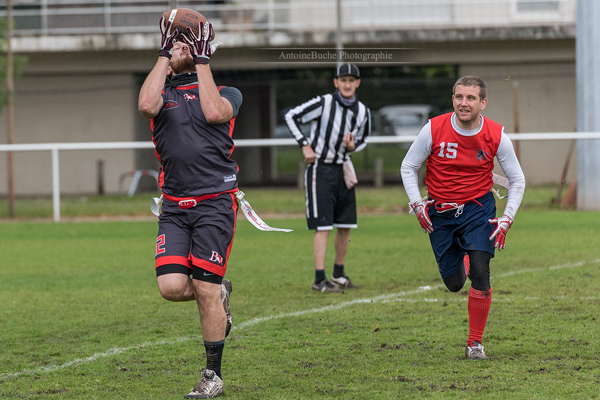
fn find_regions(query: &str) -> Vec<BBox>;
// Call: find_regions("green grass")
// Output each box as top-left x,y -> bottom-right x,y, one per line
0,184 -> 567,220
0,207 -> 599,399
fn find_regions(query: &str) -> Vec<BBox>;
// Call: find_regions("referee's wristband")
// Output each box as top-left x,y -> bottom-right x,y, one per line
299,139 -> 308,147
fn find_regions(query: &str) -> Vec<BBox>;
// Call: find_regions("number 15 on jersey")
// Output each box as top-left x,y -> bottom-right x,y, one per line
438,142 -> 458,159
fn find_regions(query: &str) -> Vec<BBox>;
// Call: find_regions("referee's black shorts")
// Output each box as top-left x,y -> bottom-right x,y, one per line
304,162 -> 357,231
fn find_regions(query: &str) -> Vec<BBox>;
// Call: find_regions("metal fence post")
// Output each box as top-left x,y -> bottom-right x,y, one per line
52,147 -> 60,222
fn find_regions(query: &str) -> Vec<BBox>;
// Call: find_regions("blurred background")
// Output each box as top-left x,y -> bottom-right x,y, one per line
0,0 -> 582,215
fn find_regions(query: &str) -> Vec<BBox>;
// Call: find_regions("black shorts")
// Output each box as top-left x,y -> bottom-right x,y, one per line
304,162 -> 357,231
154,192 -> 237,278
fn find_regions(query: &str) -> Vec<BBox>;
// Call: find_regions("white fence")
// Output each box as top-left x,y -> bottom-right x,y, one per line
1,132 -> 600,222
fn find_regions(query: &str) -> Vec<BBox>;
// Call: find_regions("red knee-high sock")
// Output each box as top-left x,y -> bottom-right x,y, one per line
467,287 -> 492,346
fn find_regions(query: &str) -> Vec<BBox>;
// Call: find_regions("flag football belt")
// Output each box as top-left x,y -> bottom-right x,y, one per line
161,191 -> 233,209
432,173 -> 512,217
409,173 -> 510,218
150,190 -> 292,233
433,199 -> 482,218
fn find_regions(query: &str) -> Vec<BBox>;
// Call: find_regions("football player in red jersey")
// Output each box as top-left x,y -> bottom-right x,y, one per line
401,76 -> 526,360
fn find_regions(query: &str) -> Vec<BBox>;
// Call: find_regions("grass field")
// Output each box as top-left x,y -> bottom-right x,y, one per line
1,189 -> 598,399
0,184 -> 564,219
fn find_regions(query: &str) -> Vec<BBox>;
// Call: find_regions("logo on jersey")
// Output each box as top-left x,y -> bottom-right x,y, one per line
209,251 -> 224,265
164,100 -> 180,110
223,174 -> 236,182
183,94 -> 198,101
475,148 -> 490,161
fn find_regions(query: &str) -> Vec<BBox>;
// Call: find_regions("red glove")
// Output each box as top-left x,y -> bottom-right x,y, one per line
489,215 -> 513,250
181,22 -> 221,65
158,16 -> 179,59
410,200 -> 434,233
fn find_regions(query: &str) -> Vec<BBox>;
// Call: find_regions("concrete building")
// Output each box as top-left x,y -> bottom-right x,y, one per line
0,0 -> 578,195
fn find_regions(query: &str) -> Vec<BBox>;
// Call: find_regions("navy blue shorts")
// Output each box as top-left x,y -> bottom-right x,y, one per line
428,191 -> 496,279
304,162 -> 357,231
155,192 -> 237,277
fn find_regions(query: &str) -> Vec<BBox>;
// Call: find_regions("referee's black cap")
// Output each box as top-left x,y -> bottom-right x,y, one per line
335,63 -> 360,79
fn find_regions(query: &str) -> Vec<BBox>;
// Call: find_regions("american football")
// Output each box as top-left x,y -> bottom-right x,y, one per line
161,8 -> 215,41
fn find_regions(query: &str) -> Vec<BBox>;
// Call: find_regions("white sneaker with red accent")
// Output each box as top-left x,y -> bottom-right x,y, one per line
465,341 -> 487,360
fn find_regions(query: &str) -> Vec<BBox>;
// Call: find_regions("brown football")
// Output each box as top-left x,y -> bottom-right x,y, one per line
161,8 -> 215,41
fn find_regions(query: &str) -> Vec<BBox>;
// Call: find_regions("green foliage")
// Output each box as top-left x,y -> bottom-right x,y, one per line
0,208 -> 599,399
0,17 -> 29,109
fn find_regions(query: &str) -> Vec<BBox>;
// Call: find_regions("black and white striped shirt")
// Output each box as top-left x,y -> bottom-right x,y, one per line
285,91 -> 370,164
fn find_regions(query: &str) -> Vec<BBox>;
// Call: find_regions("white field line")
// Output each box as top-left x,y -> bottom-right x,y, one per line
1,258 -> 598,380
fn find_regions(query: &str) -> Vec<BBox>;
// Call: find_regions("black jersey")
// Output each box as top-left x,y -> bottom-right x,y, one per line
151,73 -> 243,198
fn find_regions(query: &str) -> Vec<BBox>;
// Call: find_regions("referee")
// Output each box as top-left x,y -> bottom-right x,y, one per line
285,63 -> 371,292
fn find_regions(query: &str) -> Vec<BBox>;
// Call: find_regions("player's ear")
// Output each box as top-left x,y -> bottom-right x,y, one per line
480,97 -> 488,110
167,65 -> 174,77
333,77 -> 339,89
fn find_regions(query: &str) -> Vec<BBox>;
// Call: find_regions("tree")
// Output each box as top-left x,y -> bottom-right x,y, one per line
0,17 -> 28,112
2,13 -> 29,218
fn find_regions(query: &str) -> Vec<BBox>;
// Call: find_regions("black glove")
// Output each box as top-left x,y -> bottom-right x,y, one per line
158,16 -> 179,59
181,22 -> 222,65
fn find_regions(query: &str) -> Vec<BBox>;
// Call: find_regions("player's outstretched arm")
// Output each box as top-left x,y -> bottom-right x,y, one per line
181,23 -> 232,124
138,58 -> 170,119
138,16 -> 178,119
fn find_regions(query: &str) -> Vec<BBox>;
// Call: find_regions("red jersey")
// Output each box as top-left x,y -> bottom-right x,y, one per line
425,113 -> 503,204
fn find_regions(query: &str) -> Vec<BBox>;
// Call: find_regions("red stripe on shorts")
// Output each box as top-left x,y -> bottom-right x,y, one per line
155,255 -> 192,269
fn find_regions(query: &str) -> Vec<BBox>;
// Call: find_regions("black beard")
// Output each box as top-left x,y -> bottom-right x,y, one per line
170,55 -> 195,75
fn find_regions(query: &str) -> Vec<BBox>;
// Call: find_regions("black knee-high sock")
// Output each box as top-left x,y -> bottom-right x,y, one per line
204,340 -> 225,379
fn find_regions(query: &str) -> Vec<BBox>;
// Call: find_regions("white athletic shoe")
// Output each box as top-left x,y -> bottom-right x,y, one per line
184,369 -> 224,399
312,279 -> 342,293
465,341 -> 487,360
330,275 -> 360,289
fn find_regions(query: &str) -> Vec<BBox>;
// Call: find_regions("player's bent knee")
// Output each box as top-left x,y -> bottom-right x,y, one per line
156,270 -> 193,302
443,268 -> 466,292
157,287 -> 183,301
157,283 -> 189,301
444,281 -> 464,292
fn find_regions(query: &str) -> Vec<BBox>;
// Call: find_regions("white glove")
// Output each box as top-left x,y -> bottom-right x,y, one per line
158,16 -> 179,59
410,199 -> 434,233
488,214 -> 513,250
